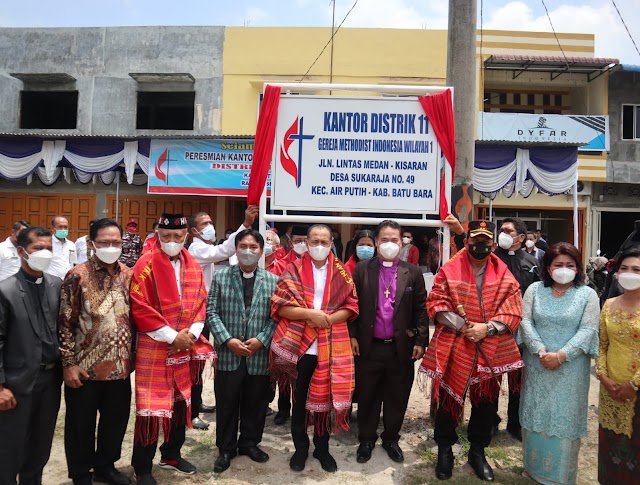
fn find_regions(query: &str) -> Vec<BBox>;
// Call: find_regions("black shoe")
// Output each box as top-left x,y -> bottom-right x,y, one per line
191,417 -> 210,430
435,446 -> 454,480
158,457 -> 197,475
274,411 -> 290,425
213,451 -> 237,473
289,451 -> 308,471
468,446 -> 494,482
382,441 -> 404,463
135,475 -> 156,485
200,404 -> 216,413
507,426 -> 522,442
93,466 -> 131,485
265,406 -> 274,417
73,474 -> 94,485
356,442 -> 375,463
313,450 -> 337,472
239,446 -> 270,463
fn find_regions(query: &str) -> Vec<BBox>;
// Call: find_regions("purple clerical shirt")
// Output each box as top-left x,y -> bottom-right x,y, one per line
373,259 -> 398,339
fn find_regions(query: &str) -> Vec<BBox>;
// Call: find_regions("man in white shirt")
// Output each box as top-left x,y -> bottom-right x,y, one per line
0,220 -> 30,281
74,219 -> 98,265
46,216 -> 76,279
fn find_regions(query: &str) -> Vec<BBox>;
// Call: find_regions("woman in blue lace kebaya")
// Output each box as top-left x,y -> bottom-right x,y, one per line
518,242 -> 600,485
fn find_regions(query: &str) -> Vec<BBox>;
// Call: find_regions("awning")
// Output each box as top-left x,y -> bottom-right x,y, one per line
484,55 -> 620,82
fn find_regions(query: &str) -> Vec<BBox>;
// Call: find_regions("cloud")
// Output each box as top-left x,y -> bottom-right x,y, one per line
330,0 -> 448,30
242,6 -> 271,26
484,1 -> 640,63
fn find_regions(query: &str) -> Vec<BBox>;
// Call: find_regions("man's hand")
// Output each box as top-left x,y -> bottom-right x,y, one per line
244,205 -> 259,228
460,321 -> 487,342
173,329 -> 195,353
63,366 -> 90,389
227,338 -> 252,357
0,386 -> 17,411
350,338 -> 360,356
443,213 -> 464,236
244,338 -> 264,355
306,309 -> 331,328
412,345 -> 425,360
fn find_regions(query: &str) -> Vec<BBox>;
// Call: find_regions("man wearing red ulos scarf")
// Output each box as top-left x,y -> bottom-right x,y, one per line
130,213 -> 215,485
270,224 -> 358,473
419,220 -> 523,482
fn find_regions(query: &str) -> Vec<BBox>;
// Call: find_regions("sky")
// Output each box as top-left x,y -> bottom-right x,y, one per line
0,0 -> 639,63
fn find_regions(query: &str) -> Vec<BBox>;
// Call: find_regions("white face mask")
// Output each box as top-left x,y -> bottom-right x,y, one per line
551,267 -> 576,285
94,247 -> 122,265
378,241 -> 400,260
160,240 -> 184,257
293,241 -> 307,256
237,249 -> 260,267
498,232 -> 514,250
525,239 -> 535,249
308,245 -> 331,261
24,249 -> 53,272
402,237 -> 411,245
617,272 -> 640,291
199,224 -> 216,242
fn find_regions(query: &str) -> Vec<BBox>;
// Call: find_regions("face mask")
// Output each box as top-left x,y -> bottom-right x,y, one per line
402,237 -> 411,245
264,244 -> 274,256
498,232 -> 514,250
160,240 -> 184,257
95,247 -> 122,265
356,246 -> 375,260
237,249 -> 260,267
378,241 -> 400,260
23,249 -> 53,272
617,272 -> 640,291
525,240 -> 535,249
293,242 -> 307,256
200,224 -> 216,242
308,245 -> 331,261
467,242 -> 492,261
551,267 -> 576,285
55,229 -> 69,240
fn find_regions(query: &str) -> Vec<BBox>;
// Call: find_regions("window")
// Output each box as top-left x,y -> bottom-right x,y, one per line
622,105 -> 640,140
136,91 -> 195,130
20,91 -> 78,129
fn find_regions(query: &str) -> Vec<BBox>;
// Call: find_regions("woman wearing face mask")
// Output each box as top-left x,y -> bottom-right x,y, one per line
344,230 -> 376,275
518,242 -> 600,485
596,248 -> 640,484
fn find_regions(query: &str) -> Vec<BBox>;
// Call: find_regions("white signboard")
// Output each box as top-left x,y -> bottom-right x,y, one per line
271,96 -> 441,214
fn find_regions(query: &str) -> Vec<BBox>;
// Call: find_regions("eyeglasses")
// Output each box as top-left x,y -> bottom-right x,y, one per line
93,241 -> 123,248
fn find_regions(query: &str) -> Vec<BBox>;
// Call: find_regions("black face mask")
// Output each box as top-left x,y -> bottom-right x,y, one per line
467,242 -> 493,260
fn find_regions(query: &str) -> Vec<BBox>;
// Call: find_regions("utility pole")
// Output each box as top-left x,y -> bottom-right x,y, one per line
447,0 -> 477,229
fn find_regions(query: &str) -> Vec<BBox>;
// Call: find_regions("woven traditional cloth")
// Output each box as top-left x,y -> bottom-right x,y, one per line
130,245 -> 215,445
270,252 -> 358,433
419,249 -> 523,409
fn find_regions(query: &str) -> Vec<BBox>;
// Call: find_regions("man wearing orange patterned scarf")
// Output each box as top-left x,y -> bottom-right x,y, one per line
419,220 -> 523,482
130,213 -> 215,485
270,224 -> 358,474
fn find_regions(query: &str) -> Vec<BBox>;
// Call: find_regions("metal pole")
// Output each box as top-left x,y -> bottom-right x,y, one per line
489,197 -> 493,222
115,174 -> 120,223
258,184 -> 267,268
329,0 -> 336,87
573,179 -> 579,248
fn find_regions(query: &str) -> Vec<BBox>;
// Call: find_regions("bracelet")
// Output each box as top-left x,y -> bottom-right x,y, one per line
631,381 -> 639,392
556,354 -> 563,365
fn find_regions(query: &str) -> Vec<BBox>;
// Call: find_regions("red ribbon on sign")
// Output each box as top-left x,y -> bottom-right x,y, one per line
418,89 -> 456,221
247,85 -> 282,206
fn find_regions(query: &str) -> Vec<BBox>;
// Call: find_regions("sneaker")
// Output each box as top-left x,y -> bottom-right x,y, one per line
158,457 -> 196,475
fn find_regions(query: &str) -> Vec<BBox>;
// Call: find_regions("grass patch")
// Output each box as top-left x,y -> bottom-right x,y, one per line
485,445 -> 510,463
421,447 -> 436,462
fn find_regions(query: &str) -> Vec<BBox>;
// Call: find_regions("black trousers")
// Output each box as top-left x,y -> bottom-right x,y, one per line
355,340 -> 415,443
434,384 -> 499,449
214,359 -> 270,453
191,327 -> 210,420
64,378 -> 131,479
291,355 -> 329,454
131,409 -> 186,476
0,367 -> 61,485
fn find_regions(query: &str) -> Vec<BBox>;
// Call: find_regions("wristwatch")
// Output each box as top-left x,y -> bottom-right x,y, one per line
485,322 -> 497,337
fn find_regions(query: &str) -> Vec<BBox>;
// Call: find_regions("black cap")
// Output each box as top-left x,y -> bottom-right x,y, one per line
468,220 -> 495,239
158,213 -> 187,229
291,225 -> 308,237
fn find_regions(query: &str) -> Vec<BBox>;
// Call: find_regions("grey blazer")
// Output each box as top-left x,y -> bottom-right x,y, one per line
0,270 -> 63,395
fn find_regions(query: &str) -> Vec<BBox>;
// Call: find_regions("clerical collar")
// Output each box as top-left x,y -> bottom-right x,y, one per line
381,259 -> 399,268
242,270 -> 255,279
508,250 -> 516,256
21,268 -> 43,285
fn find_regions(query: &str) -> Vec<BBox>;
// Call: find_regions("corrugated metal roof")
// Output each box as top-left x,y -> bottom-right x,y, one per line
0,133 -> 255,140
484,55 -> 619,82
486,54 -> 619,66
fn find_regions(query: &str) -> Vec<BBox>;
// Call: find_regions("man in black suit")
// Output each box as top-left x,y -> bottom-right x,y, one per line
0,226 -> 63,485
349,219 -> 429,464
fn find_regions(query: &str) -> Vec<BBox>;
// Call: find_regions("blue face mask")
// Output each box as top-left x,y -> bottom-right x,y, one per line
356,245 -> 375,260
55,229 -> 69,240
264,244 -> 274,256
199,224 -> 216,242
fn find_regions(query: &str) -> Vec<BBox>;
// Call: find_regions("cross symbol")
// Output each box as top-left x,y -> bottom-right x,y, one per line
384,288 -> 390,299
288,117 -> 315,188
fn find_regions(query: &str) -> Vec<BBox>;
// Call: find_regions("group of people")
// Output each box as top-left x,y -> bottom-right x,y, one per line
0,210 -> 638,485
